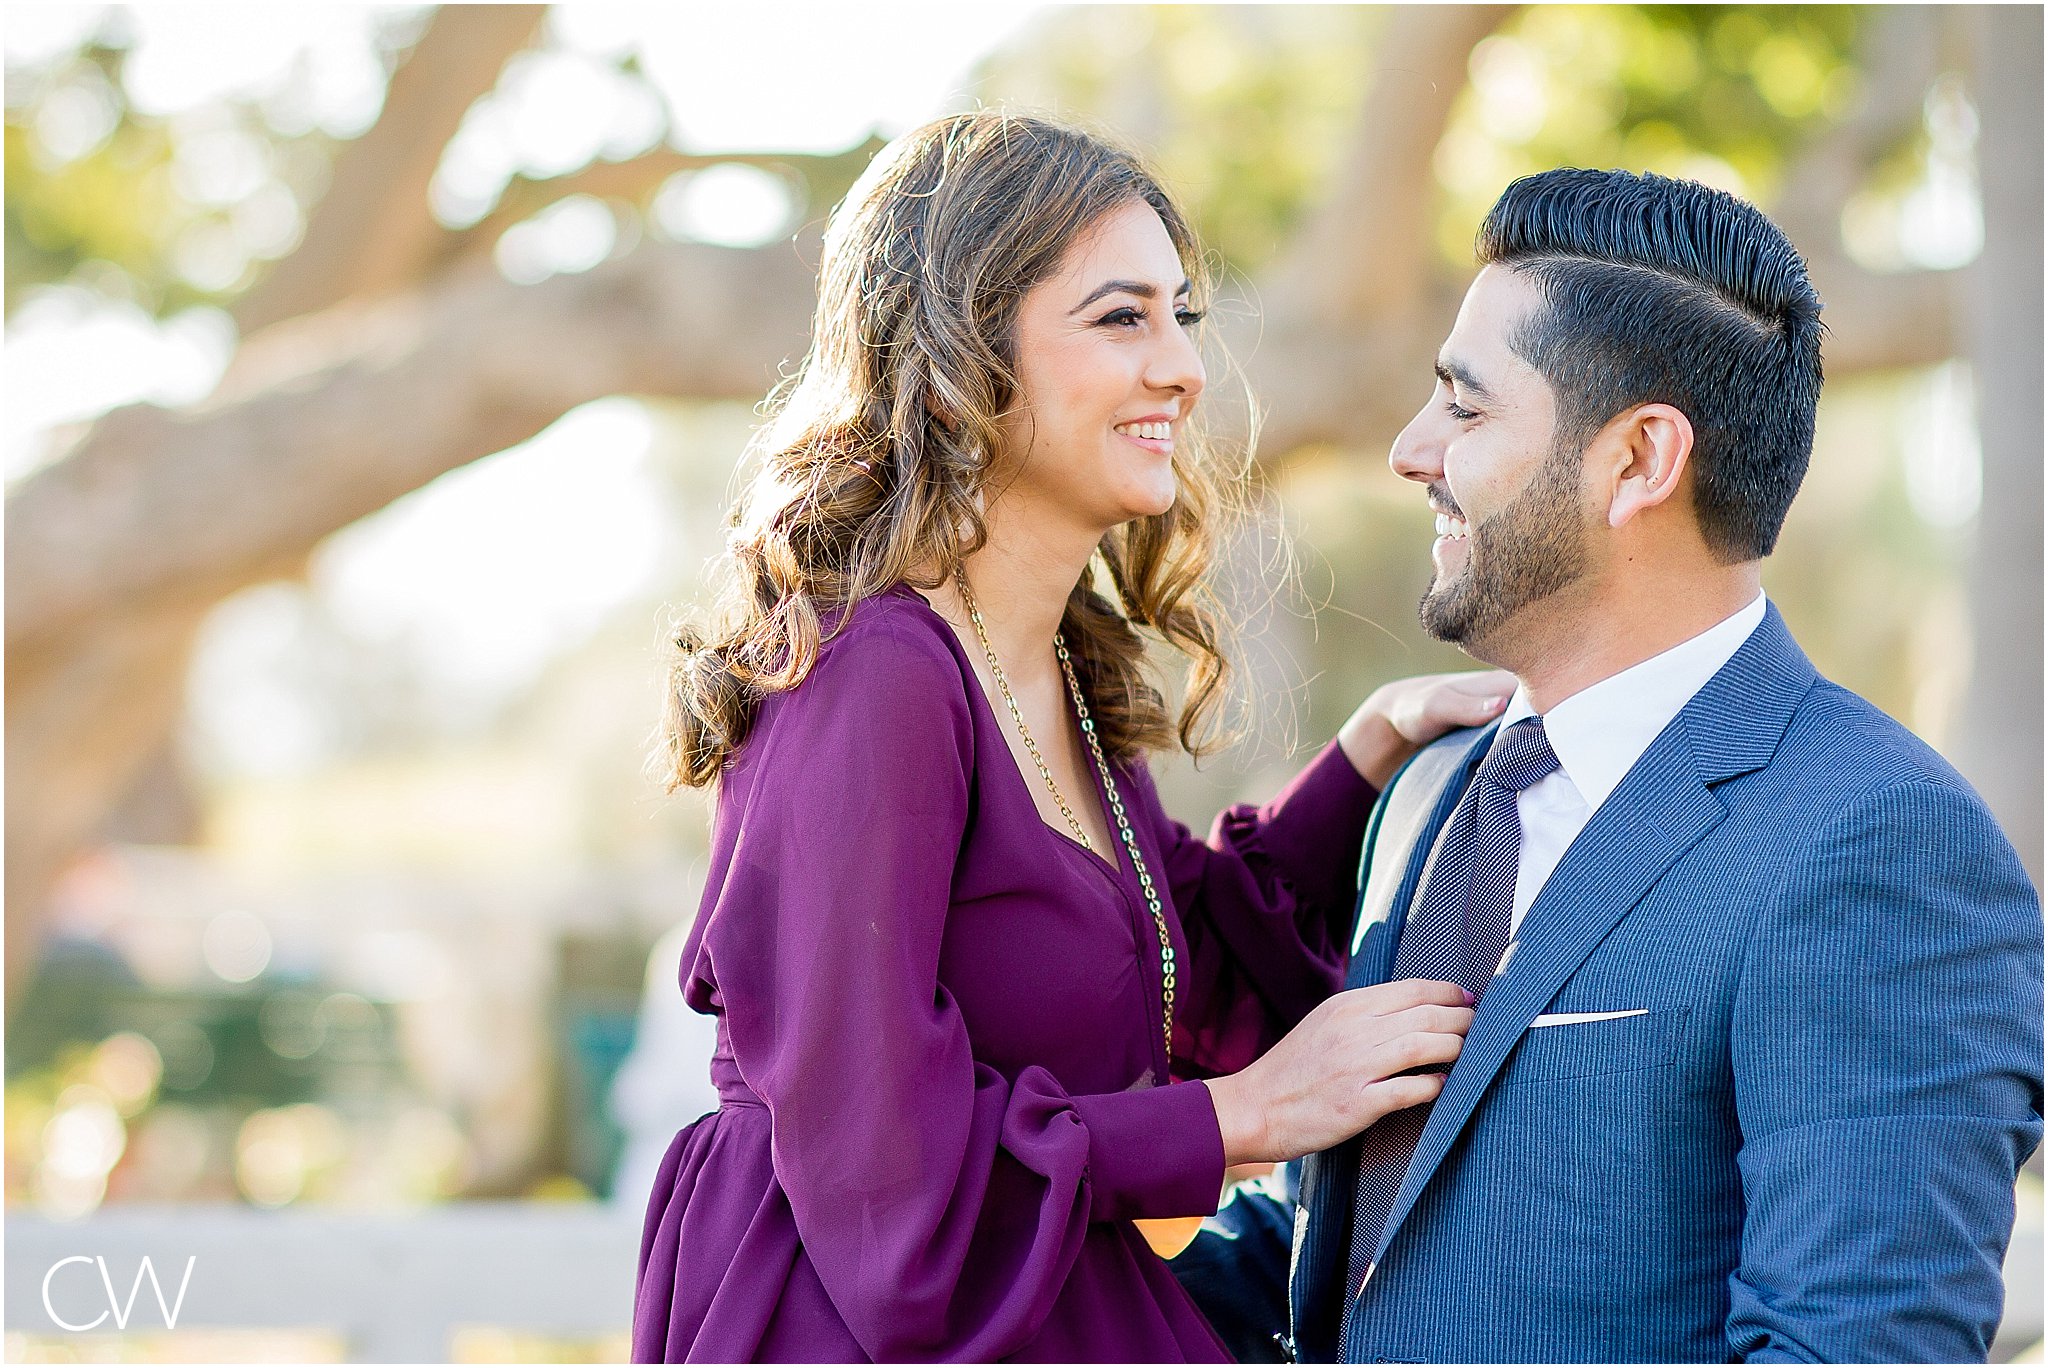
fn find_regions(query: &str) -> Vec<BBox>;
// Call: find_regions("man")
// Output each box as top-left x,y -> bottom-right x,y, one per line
1173,169 -> 2043,1363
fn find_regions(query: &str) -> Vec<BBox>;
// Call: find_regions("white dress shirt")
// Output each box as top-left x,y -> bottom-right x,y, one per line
1496,592 -> 1767,935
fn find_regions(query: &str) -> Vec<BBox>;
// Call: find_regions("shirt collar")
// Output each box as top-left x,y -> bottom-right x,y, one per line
1497,592 -> 1767,811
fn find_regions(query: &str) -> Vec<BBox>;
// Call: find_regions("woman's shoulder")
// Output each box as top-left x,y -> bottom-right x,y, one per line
730,588 -> 976,788
818,584 -> 959,665
788,585 -> 973,719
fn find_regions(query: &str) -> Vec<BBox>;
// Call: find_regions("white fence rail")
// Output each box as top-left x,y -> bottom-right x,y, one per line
6,1204 -> 640,1362
6,1196 -> 2041,1362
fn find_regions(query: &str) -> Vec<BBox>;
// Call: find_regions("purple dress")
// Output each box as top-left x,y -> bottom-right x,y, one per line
633,585 -> 1376,1362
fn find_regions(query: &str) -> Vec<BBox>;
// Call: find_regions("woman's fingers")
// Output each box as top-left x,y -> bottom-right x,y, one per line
1416,671 -> 1515,730
1360,1071 -> 1446,1118
1389,668 -> 1518,743
1371,1029 -> 1467,1077
1389,1003 -> 1474,1037
1346,977 -> 1471,1014
1443,688 -> 1513,726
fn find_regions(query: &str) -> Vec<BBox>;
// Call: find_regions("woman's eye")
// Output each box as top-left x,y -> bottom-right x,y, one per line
1098,307 -> 1143,328
1175,308 -> 1205,328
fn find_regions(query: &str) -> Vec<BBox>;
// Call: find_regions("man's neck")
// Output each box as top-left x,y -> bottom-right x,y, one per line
1499,566 -> 1763,714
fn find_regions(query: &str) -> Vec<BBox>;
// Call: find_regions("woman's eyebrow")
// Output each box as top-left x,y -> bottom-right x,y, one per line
1069,278 -> 1193,314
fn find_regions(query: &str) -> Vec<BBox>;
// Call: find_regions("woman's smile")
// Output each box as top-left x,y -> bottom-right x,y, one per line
995,198 -> 1204,534
1114,415 -> 1177,456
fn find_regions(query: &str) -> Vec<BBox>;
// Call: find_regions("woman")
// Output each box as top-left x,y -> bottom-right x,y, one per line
633,111 -> 1509,1363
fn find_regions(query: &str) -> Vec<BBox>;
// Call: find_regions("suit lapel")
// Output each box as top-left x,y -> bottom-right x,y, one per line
1290,728 -> 1489,1360
1348,729 -> 1493,987
1366,725 -> 1726,1268
1366,605 -> 1818,1270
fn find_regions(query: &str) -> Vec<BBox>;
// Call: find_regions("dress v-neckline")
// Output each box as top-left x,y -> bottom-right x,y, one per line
892,584 -> 1125,878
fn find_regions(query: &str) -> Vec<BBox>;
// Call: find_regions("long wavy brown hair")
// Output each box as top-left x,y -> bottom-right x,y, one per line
659,110 -> 1251,790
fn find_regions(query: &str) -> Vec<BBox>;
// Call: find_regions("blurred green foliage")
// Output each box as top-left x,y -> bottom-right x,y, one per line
4,12 -> 405,320
6,40 -> 259,316
8,46 -> 166,310
6,6 -> 1883,319
1430,5 -> 1865,257
977,6 -> 1870,277
4,942 -> 419,1210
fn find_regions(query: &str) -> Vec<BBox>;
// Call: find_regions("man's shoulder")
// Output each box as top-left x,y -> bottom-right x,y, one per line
1774,676 -> 1977,802
1378,727 -> 1485,806
1731,673 -> 2030,880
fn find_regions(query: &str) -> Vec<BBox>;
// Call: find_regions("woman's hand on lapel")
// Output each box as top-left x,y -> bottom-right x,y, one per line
1203,978 -> 1476,1166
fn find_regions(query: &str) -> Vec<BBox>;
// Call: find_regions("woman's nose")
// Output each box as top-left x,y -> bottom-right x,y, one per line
1148,324 -> 1206,401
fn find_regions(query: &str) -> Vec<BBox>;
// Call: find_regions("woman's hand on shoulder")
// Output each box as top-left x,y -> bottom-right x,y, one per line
1337,669 -> 1516,790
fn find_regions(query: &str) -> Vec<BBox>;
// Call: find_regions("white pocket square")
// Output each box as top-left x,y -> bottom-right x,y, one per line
1528,1009 -> 1649,1028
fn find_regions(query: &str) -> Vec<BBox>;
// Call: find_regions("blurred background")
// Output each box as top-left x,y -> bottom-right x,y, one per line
4,3 -> 2040,1362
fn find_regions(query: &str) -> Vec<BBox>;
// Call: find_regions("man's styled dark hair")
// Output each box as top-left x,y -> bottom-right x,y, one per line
1477,168 -> 1824,562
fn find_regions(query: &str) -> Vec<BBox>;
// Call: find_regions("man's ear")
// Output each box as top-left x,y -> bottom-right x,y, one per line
1603,403 -> 1694,529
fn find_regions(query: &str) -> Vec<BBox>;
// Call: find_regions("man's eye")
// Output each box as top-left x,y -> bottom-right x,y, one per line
1445,401 -> 1479,422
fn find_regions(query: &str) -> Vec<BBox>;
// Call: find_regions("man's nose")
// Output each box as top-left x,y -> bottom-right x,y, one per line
1389,410 -> 1441,485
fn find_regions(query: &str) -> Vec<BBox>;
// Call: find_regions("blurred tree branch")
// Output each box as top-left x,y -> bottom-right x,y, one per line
432,137 -> 884,270
1774,5 -> 1942,251
5,2 -> 2033,990
1776,5 -> 1961,378
1224,6 -> 1509,457
231,4 -> 548,336
9,242 -> 814,651
1267,4 -> 1514,327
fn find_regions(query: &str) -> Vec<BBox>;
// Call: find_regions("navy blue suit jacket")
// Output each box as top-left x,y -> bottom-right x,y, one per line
1174,606 -> 2043,1362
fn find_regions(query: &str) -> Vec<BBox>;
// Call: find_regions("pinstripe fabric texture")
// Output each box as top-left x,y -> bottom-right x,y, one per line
1283,737 -> 1485,1363
1283,606 -> 2037,1364
1341,720 -> 1557,1309
1321,609 -> 2044,1363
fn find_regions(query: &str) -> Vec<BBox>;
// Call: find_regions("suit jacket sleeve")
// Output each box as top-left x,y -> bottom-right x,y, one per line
1725,779 -> 2044,1362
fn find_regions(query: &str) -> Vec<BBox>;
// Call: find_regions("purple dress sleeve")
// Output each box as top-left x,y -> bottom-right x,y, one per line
700,617 -> 1226,1360
1130,742 -> 1380,1078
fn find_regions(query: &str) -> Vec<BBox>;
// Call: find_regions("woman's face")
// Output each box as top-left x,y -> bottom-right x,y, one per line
992,199 -> 1207,537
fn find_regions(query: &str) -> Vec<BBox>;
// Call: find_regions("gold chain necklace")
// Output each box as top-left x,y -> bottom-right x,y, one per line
956,569 -> 1176,1063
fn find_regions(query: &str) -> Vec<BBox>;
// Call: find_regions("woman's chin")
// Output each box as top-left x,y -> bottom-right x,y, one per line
1115,479 -> 1179,524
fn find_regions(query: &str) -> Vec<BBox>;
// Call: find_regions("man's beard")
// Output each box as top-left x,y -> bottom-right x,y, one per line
1419,439 -> 1589,648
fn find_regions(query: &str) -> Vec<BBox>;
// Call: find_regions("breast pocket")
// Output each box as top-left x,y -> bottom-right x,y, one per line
1499,1006 -> 1691,1085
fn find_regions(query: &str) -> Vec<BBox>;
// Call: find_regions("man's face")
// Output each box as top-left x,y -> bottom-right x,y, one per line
1389,265 -> 1592,658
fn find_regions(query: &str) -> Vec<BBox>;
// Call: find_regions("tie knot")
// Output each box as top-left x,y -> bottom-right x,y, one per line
1479,717 -> 1559,793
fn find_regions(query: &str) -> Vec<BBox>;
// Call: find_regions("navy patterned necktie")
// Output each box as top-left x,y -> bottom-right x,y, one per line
1343,717 -> 1560,1311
